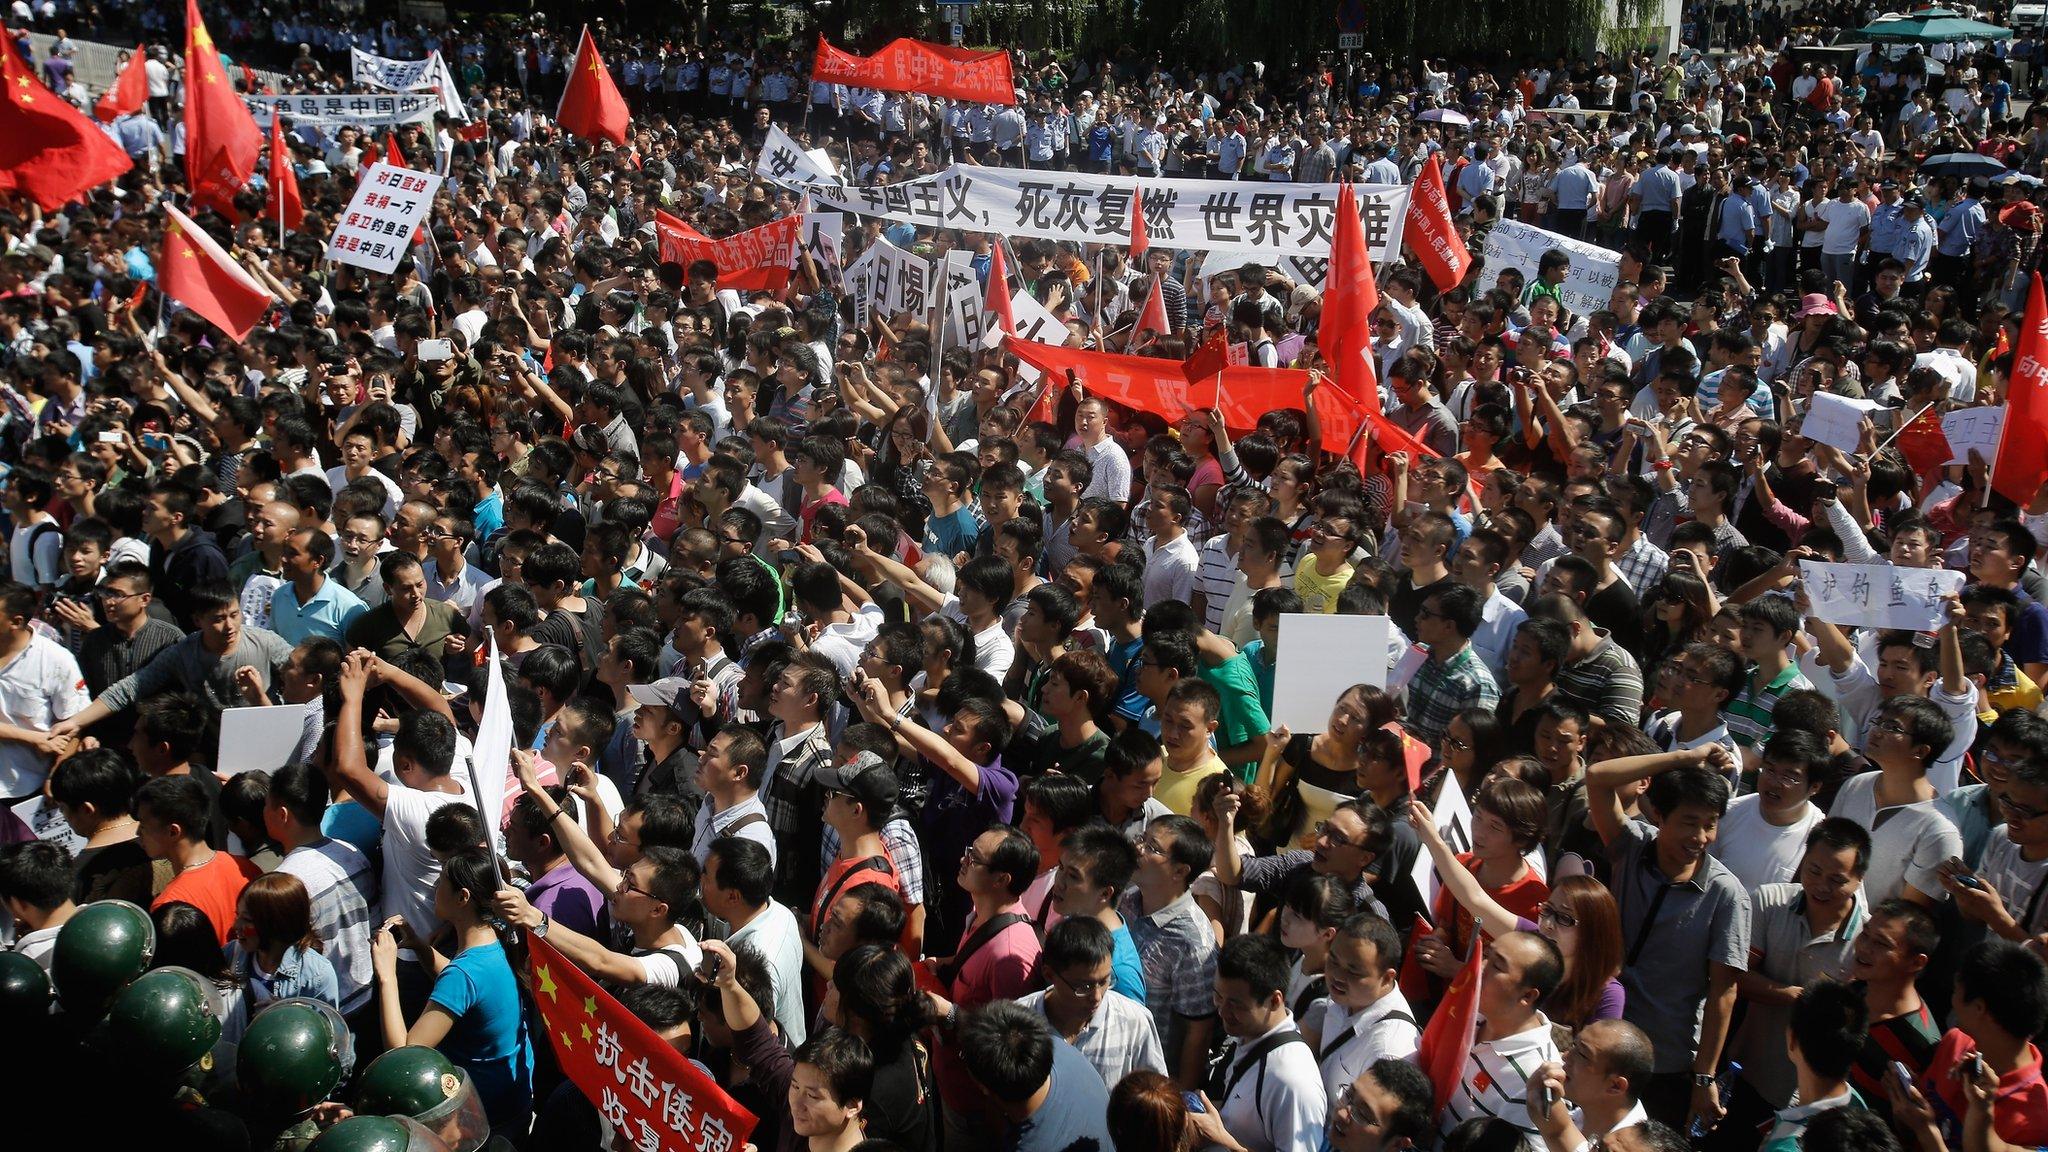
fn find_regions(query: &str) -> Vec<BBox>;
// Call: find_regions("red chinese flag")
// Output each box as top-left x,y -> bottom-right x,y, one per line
0,45 -> 134,211
94,45 -> 150,122
528,935 -> 756,1151
237,60 -> 257,92
1181,327 -> 1231,385
1895,403 -> 1953,480
384,130 -> 403,168
268,114 -> 301,231
1396,913 -> 1436,1004
1134,272 -> 1170,337
556,26 -> 630,146
160,202 -> 273,342
1417,940 -> 1484,1117
986,242 -> 1017,336
1129,183 -> 1149,262
1994,274 -> 2048,506
183,0 -> 262,217
1319,182 -> 1382,418
1405,155 -> 1473,292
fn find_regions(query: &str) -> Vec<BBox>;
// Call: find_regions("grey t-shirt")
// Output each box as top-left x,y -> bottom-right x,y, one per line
1607,817 -> 1751,1073
1012,1037 -> 1115,1152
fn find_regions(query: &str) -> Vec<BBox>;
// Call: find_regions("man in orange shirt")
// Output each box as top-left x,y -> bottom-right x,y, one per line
137,772 -> 258,946
804,751 -> 903,981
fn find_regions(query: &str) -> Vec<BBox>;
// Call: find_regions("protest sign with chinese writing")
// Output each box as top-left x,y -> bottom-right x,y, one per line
1479,219 -> 1622,316
1799,560 -> 1965,632
529,935 -> 755,1152
1942,406 -> 2008,466
798,212 -> 844,287
812,35 -> 1015,104
326,162 -> 442,274
765,162 -> 1410,264
244,92 -> 442,130
941,250 -> 984,349
350,48 -> 439,91
1801,392 -> 1886,454
653,212 -> 802,293
755,123 -> 842,188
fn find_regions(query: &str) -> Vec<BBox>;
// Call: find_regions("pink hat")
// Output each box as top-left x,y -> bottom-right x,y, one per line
1794,293 -> 1838,319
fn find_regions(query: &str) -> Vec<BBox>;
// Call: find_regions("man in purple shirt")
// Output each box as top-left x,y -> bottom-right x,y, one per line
506,785 -> 608,939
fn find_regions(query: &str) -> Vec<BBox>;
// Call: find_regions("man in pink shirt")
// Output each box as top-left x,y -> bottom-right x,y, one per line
929,824 -> 1044,1152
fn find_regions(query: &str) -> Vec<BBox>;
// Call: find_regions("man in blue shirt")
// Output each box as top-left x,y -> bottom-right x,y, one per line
1934,180 -> 1987,289
1897,195 -> 1938,285
1713,175 -> 1760,265
1551,153 -> 1600,239
1631,149 -> 1685,266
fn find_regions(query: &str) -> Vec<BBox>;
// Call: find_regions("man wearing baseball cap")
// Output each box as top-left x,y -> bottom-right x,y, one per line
806,751 -> 906,977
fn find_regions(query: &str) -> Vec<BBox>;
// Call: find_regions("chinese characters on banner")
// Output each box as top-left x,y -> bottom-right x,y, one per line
350,47 -> 440,91
841,238 -> 932,324
1799,560 -> 1966,632
811,35 -> 1016,105
243,92 -> 443,130
653,213 -> 802,293
1479,219 -> 1624,316
756,123 -> 844,188
326,162 -> 443,275
756,161 -> 1411,265
529,935 -> 756,1152
1941,406 -> 2008,466
941,250 -> 984,349
798,212 -> 845,288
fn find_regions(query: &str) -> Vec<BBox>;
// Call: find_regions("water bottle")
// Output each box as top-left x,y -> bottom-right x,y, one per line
1687,1061 -> 1743,1141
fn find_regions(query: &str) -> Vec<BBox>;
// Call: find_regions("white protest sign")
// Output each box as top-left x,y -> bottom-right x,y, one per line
1942,406 -> 2007,466
11,794 -> 85,854
1799,560 -> 1966,632
1270,613 -> 1395,732
326,162 -> 443,275
1801,392 -> 1886,454
798,212 -> 844,286
470,633 -> 513,881
218,705 -> 314,776
1479,219 -> 1623,317
755,123 -> 842,187
1408,781 -> 1473,914
941,250 -> 984,349
845,242 -> 882,330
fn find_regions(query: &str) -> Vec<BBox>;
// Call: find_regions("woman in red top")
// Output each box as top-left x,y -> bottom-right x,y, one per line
1411,775 -> 1550,991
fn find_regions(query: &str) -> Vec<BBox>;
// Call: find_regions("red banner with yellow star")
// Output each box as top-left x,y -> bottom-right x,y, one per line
527,935 -> 757,1152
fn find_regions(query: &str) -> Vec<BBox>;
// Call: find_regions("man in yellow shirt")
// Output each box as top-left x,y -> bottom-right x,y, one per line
1152,679 -> 1227,815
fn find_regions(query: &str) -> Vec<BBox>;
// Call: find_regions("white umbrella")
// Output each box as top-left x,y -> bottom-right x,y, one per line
1418,107 -> 1471,126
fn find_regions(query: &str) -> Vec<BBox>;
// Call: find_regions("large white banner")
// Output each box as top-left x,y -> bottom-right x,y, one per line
797,212 -> 844,288
1799,560 -> 1965,632
759,159 -> 1411,264
941,250 -> 984,350
327,162 -> 443,274
352,47 -> 467,122
756,123 -> 843,187
352,47 -> 439,91
245,91 -> 443,130
1480,219 -> 1623,316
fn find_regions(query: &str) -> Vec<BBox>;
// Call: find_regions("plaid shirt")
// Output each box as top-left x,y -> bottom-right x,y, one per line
762,721 -> 836,907
1019,986 -> 1168,1085
1118,888 -> 1220,1069
817,815 -> 927,907
1615,533 -> 1670,596
1405,645 -> 1500,746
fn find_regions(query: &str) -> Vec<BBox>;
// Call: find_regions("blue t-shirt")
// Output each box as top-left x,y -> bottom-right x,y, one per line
925,505 -> 980,557
473,490 -> 505,541
1110,923 -> 1148,1004
320,800 -> 382,856
428,941 -> 535,1131
1015,1038 -> 1116,1152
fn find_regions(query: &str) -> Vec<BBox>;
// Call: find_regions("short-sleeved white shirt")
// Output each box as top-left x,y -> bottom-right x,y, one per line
0,634 -> 87,797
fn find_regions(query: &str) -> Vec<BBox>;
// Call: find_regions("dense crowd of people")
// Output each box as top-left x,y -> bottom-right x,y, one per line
0,3 -> 2046,1152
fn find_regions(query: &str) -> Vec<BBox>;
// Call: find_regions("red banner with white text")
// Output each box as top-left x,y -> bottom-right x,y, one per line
812,35 -> 1016,105
654,211 -> 801,293
1404,156 -> 1472,292
528,935 -> 757,1152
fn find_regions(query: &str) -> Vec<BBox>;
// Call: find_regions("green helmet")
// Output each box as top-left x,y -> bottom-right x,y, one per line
0,950 -> 51,1020
51,899 -> 155,1018
236,998 -> 356,1117
99,965 -> 223,1084
306,1115 -> 452,1152
354,1046 -> 489,1152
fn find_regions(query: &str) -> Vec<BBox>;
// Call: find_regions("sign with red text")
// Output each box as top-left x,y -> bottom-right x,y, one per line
326,162 -> 441,274
812,35 -> 1015,104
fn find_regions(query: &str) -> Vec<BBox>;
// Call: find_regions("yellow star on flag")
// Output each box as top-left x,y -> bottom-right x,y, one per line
559,1029 -> 575,1051
535,965 -> 560,1002
203,72 -> 217,84
14,75 -> 28,87
583,995 -> 599,1017
580,1022 -> 593,1043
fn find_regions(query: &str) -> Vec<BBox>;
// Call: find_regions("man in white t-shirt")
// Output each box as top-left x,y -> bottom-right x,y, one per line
1711,730 -> 1829,890
1809,182 -> 1871,290
329,652 -> 471,965
0,582 -> 88,799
